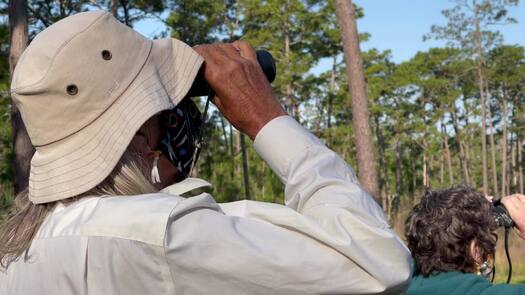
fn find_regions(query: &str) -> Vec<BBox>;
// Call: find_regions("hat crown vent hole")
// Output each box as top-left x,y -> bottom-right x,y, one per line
101,50 -> 112,60
66,84 -> 78,95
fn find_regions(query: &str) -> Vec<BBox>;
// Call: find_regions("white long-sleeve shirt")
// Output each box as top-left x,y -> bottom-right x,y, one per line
0,116 -> 412,294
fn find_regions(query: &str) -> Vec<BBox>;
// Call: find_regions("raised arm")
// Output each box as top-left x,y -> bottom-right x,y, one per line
163,114 -> 411,293
163,41 -> 412,294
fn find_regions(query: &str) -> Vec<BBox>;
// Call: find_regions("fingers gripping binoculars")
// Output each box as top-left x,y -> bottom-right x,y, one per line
187,50 -> 276,97
160,50 -> 276,177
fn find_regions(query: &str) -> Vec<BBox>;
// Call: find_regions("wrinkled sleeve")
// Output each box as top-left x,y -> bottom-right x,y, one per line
164,116 -> 412,294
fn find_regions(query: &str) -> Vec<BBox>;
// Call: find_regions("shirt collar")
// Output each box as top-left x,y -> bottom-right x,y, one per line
160,177 -> 212,196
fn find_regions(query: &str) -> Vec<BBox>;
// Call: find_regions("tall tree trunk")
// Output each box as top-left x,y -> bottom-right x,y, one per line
282,1 -> 297,120
511,134 -> 517,193
411,153 -> 417,203
334,0 -> 379,201
461,98 -> 476,187
119,0 -> 131,26
220,117 -> 229,153
110,0 -> 119,17
327,56 -> 337,147
374,115 -> 388,212
441,120 -> 454,184
395,141 -> 402,196
9,0 -> 33,195
465,143 -> 476,187
511,104 -> 518,194
440,150 -> 444,185
501,97 -> 508,197
513,94 -> 524,194
486,96 -> 499,196
422,142 -> 429,187
219,116 -> 235,180
59,0 -> 66,18
474,15 -> 488,195
516,135 -> 523,194
284,35 -> 294,118
229,125 -> 235,179
261,161 -> 266,201
450,107 -> 470,184
240,133 -> 251,200
313,95 -> 323,137
420,95 -> 429,187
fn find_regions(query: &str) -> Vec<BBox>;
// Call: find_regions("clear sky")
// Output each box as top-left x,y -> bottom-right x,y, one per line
356,0 -> 525,63
134,0 -> 525,66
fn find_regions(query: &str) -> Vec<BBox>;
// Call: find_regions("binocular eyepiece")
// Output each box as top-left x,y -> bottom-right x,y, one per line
187,50 -> 276,97
493,200 -> 514,228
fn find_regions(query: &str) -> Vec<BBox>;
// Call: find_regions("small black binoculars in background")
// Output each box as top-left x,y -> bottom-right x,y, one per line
493,200 -> 514,228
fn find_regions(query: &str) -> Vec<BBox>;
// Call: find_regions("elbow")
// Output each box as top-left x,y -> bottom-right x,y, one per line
373,252 -> 413,294
323,241 -> 413,294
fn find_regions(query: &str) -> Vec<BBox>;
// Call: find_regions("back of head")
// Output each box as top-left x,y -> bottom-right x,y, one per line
405,186 -> 497,276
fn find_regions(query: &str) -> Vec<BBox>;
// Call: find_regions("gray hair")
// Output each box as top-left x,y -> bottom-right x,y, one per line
0,150 -> 157,269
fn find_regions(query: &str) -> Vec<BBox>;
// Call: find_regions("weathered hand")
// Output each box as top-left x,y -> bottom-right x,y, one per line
193,41 -> 286,140
501,194 -> 525,240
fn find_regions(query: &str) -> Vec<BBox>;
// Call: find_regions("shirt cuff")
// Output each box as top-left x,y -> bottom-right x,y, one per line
253,116 -> 322,181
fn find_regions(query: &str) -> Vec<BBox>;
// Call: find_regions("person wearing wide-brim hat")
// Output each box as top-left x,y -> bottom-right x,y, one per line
0,11 -> 412,294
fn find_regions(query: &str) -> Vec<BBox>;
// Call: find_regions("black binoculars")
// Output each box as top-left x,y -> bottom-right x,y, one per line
187,50 -> 276,97
493,200 -> 514,228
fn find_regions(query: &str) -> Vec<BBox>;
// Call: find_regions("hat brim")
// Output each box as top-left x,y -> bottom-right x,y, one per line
28,38 -> 203,204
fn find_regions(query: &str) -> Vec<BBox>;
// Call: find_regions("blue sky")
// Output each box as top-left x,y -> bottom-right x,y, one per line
135,0 -> 525,67
357,0 -> 525,63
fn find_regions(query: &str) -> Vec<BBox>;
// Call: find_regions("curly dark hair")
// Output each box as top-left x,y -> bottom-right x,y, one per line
405,186 -> 497,277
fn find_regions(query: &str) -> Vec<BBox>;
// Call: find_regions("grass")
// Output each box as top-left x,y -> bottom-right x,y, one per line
493,229 -> 525,284
494,270 -> 525,284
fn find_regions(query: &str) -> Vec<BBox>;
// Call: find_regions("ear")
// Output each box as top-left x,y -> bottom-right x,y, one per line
140,115 -> 162,150
130,132 -> 154,156
470,240 -> 482,264
130,114 -> 162,155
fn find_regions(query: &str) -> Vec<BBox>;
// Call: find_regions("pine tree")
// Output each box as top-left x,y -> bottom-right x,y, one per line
426,0 -> 519,195
8,0 -> 31,195
334,0 -> 379,201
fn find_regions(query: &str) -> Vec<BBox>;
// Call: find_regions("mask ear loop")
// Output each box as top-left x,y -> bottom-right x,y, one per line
150,150 -> 162,184
189,90 -> 213,176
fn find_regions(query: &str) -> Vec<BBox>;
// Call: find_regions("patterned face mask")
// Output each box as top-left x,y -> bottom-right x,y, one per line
159,97 -> 203,178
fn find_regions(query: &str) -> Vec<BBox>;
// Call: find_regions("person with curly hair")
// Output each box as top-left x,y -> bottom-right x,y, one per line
405,186 -> 525,294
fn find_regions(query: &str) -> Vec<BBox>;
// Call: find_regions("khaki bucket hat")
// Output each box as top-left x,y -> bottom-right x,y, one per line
11,10 -> 203,204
